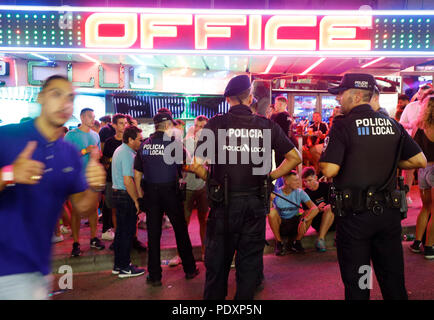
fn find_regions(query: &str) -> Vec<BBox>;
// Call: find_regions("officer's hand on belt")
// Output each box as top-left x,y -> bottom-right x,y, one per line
86,148 -> 106,191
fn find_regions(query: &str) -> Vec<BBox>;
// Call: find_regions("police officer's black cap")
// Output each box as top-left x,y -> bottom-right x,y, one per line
153,112 -> 176,125
224,75 -> 251,97
328,73 -> 377,95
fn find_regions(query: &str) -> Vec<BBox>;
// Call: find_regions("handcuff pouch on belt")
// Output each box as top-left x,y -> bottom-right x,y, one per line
329,186 -> 356,217
207,178 -> 225,208
330,184 -> 406,217
366,187 -> 384,216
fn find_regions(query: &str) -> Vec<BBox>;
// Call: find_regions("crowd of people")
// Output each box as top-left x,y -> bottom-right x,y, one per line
0,73 -> 432,300
51,82 -> 433,269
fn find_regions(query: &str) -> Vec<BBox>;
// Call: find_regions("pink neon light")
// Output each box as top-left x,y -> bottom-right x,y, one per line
300,58 -> 326,75
360,57 -> 385,68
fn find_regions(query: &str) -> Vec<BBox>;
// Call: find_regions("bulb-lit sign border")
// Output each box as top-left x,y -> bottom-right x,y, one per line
0,6 -> 433,57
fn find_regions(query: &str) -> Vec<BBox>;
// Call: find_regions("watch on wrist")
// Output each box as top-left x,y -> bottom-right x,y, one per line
2,165 -> 15,186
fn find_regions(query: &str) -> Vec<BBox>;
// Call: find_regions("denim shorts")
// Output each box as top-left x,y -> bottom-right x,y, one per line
418,163 -> 434,190
0,272 -> 52,300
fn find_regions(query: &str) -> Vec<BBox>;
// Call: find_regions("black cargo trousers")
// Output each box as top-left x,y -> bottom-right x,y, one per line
145,182 -> 197,281
335,207 -> 408,300
203,194 -> 266,300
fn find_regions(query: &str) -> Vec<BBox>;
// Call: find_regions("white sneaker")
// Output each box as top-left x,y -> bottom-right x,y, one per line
52,234 -> 64,243
101,229 -> 115,241
168,255 -> 181,267
162,216 -> 172,229
60,225 -> 71,234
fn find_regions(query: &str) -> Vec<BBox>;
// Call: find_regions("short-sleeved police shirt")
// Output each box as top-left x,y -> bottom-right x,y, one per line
0,120 -> 87,277
195,105 -> 295,189
112,143 -> 136,190
319,104 -> 421,190
134,131 -> 187,184
64,128 -> 100,173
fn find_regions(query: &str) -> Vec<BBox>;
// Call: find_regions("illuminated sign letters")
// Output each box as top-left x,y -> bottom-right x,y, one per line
86,13 -> 138,48
84,13 -> 372,51
194,15 -> 247,49
319,16 -> 372,50
264,16 -> 317,50
140,14 -> 193,49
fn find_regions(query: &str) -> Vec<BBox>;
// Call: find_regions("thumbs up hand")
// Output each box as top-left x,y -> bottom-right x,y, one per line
85,147 -> 106,191
12,141 -> 45,184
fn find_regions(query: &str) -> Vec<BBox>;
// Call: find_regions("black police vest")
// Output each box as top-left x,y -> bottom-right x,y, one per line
139,132 -> 180,184
209,105 -> 272,191
333,104 -> 402,191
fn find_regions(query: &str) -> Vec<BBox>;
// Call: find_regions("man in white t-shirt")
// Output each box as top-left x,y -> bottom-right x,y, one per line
399,84 -> 432,204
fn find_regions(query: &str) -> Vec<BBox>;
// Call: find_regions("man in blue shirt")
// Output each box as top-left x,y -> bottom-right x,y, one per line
64,108 -> 105,256
268,170 -> 319,255
0,75 -> 106,299
111,125 -> 145,278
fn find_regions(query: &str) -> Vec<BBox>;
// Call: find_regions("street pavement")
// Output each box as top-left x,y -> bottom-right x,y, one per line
48,186 -> 433,301
51,241 -> 433,300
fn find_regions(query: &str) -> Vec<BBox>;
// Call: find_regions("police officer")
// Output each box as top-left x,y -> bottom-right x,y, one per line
319,73 -> 427,300
189,75 -> 302,300
133,112 -> 199,287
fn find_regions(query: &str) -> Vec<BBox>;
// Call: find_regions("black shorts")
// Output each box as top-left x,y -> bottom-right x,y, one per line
311,211 -> 336,233
279,216 -> 301,240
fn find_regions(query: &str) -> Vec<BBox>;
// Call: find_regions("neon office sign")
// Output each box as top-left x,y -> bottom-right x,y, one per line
0,6 -> 433,56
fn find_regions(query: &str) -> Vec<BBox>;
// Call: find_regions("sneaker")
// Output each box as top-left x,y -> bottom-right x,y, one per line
118,264 -> 145,279
290,240 -> 305,254
424,245 -> 434,260
101,229 -> 115,241
315,238 -> 326,252
168,255 -> 181,267
274,241 -> 284,256
185,268 -> 200,280
162,216 -> 172,229
146,275 -> 162,287
112,266 -> 121,275
71,242 -> 81,257
90,237 -> 105,250
60,225 -> 71,234
52,234 -> 64,243
409,240 -> 423,253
